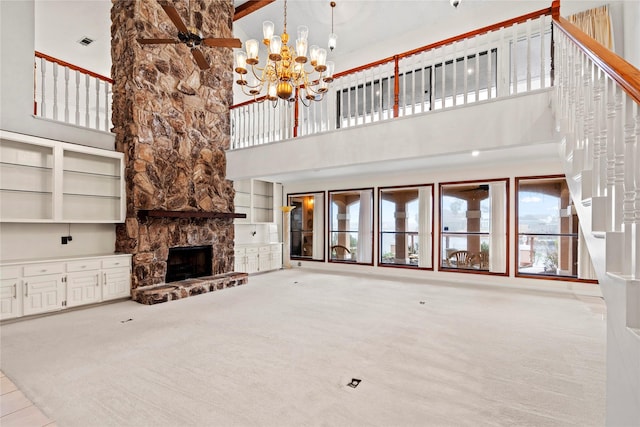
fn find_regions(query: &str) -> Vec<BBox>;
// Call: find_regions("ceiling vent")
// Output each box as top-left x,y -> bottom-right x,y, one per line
77,36 -> 95,46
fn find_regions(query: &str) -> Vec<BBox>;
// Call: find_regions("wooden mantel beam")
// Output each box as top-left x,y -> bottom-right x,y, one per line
137,210 -> 247,220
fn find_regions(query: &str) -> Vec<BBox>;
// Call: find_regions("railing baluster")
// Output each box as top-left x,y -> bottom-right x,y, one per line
75,70 -> 80,125
474,34 -> 480,102
52,62 -> 59,120
64,67 -> 69,123
623,96 -> 637,276
487,31 -> 493,99
95,77 -> 101,130
634,104 -> 640,279
526,18 -> 532,92
440,44 -> 446,109
105,81 -> 110,131
40,57 -> 47,117
462,38 -> 468,105
452,41 -> 458,107
512,23 -> 518,94
85,74 -> 90,127
539,16 -> 546,88
613,88 -> 625,232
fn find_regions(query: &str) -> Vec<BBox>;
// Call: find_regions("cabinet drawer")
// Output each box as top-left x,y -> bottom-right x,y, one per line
270,244 -> 282,253
66,260 -> 101,272
245,247 -> 259,255
102,257 -> 130,269
259,246 -> 270,253
0,266 -> 20,279
23,263 -> 64,277
234,248 -> 246,256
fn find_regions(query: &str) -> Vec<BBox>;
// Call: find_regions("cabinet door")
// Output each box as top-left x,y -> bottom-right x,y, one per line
103,267 -> 130,300
66,271 -> 101,307
0,278 -> 21,320
270,249 -> 282,270
245,254 -> 259,274
23,274 -> 64,316
259,254 -> 271,272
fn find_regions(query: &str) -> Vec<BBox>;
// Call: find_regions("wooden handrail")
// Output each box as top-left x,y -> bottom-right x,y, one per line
35,51 -> 113,83
553,16 -> 640,104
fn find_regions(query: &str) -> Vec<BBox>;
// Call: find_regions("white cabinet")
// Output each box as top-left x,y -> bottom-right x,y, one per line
234,244 -> 282,274
233,179 -> 280,224
103,265 -> 131,300
23,273 -> 65,316
0,254 -> 131,319
0,130 -> 125,223
0,267 -> 21,320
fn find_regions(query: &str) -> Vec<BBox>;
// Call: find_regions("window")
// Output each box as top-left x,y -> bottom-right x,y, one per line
329,189 -> 374,264
379,185 -> 433,268
440,179 -> 508,274
516,176 -> 588,279
288,192 -> 325,261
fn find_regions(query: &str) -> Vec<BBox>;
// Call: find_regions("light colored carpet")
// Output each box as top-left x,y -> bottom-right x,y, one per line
0,269 -> 606,426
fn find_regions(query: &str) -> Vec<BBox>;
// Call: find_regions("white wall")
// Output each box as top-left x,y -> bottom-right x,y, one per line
0,223 -> 116,262
0,0 -> 114,150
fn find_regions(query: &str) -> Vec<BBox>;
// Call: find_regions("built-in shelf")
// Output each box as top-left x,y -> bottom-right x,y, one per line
0,130 -> 125,223
137,210 -> 247,220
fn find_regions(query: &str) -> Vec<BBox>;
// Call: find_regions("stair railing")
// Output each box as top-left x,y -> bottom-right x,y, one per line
34,51 -> 113,133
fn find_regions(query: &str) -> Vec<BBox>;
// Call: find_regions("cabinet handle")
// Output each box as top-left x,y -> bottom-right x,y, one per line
96,274 -> 99,286
104,273 -> 107,285
114,262 -> 120,265
40,269 -> 47,273
25,282 -> 28,297
13,283 -> 16,299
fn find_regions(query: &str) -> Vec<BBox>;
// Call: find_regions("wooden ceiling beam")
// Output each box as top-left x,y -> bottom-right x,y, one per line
234,0 -> 276,21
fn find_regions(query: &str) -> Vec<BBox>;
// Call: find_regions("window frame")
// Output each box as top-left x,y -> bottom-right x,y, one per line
287,191 -> 326,263
514,175 -> 597,283
438,178 -> 509,276
378,184 -> 434,270
328,187 -> 375,266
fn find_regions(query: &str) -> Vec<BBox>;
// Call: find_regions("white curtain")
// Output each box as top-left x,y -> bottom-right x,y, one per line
357,190 -> 373,263
312,194 -> 324,260
489,182 -> 507,273
418,187 -> 432,268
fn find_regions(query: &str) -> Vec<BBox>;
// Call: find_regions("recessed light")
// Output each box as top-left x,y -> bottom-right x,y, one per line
471,150 -> 480,157
78,36 -> 95,46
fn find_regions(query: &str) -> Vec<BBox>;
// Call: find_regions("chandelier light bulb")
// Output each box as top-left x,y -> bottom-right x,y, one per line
245,39 -> 259,64
295,38 -> 308,62
309,45 -> 320,66
269,35 -> 282,61
267,84 -> 278,100
234,51 -> 247,73
315,48 -> 327,71
323,61 -> 335,83
297,25 -> 309,41
263,21 -> 275,41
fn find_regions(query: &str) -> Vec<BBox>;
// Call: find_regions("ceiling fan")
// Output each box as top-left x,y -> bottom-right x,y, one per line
137,1 -> 242,70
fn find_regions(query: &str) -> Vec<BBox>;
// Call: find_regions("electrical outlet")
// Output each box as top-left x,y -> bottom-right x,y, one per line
61,236 -> 69,244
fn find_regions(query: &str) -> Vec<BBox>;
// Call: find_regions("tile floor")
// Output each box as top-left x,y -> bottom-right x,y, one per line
0,371 -> 55,427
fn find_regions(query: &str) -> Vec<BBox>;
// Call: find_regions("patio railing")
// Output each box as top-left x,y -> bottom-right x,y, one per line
230,2 -> 559,150
34,51 -> 113,133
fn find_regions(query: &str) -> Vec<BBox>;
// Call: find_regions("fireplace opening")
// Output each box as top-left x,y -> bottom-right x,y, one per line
166,245 -> 213,283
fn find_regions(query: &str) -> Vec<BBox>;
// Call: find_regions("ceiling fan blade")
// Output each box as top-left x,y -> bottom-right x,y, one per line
160,2 -> 189,34
191,48 -> 210,70
202,38 -> 242,48
137,38 -> 180,45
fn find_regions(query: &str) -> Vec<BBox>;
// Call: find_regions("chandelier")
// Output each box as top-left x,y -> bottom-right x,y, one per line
234,0 -> 335,105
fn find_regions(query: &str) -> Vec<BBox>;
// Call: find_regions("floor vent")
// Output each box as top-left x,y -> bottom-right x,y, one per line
347,378 -> 361,388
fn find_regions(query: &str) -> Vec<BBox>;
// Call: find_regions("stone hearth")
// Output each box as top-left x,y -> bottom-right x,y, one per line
133,272 -> 248,305
111,0 -> 241,301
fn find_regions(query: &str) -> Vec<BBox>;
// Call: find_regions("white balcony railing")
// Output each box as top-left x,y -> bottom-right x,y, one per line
34,51 -> 113,133
230,6 -> 557,150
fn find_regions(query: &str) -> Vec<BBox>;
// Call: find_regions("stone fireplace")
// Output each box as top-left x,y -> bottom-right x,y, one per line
166,245 -> 212,283
110,0 -> 246,303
